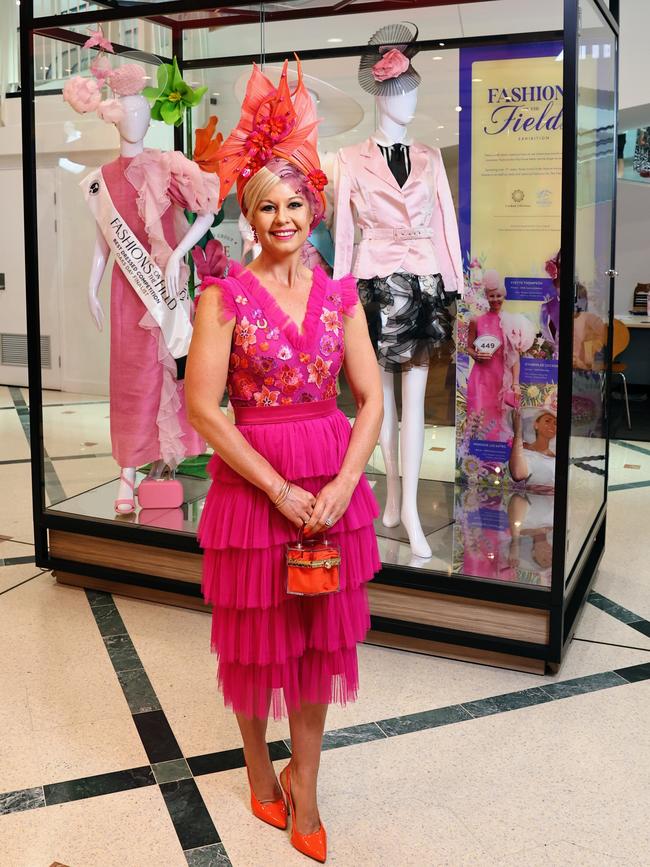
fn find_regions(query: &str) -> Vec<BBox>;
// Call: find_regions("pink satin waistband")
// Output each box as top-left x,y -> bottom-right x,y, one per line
234,398 -> 338,425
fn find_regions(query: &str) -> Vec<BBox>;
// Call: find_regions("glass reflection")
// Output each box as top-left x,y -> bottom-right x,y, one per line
453,487 -> 553,587
565,0 -> 615,578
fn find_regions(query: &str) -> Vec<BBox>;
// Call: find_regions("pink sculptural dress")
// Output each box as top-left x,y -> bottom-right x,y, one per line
466,310 -> 506,441
198,261 -> 381,719
100,154 -> 205,467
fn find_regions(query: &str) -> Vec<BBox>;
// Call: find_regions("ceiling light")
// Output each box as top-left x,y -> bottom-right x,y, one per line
432,56 -> 443,61
328,37 -> 343,43
212,92 -> 220,96
437,124 -> 445,129
439,41 -> 445,46
455,105 -> 462,112
472,77 -> 482,82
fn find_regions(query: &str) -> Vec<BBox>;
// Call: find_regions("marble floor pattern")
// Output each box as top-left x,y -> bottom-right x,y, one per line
0,390 -> 649,865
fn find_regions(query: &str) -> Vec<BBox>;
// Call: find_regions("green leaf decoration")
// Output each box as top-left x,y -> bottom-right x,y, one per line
161,99 -> 181,125
144,56 -> 206,127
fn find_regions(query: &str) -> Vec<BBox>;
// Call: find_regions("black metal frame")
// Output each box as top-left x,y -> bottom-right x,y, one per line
19,0 -> 619,670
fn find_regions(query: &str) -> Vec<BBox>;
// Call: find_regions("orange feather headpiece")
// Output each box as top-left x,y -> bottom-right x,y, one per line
216,58 -> 327,220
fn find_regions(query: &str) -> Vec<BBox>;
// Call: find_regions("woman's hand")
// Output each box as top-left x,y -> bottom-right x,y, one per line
512,408 -> 523,439
303,476 -> 355,536
275,483 -> 317,529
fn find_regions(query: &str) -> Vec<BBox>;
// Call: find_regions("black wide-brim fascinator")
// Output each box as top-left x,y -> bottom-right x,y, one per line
358,22 -> 421,97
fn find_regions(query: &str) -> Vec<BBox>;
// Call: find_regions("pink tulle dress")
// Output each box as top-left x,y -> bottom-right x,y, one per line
198,261 -> 380,719
466,310 -> 506,440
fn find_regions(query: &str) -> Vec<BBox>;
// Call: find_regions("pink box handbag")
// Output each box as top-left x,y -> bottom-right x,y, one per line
137,468 -> 184,510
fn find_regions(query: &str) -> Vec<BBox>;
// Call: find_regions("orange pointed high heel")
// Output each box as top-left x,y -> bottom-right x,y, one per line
280,765 -> 327,863
246,765 -> 287,830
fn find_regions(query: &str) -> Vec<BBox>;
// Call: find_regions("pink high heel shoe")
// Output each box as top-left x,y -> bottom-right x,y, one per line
114,471 -> 136,515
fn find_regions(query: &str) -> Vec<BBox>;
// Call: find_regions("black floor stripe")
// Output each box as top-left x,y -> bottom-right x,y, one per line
2,660 -> 650,819
82,591 -> 230,864
1,555 -> 36,566
133,710 -> 184,765
160,778 -> 221,850
3,590 -> 650,856
588,591 -> 650,639
44,767 -> 155,806
187,740 -> 291,778
9,386 -> 67,504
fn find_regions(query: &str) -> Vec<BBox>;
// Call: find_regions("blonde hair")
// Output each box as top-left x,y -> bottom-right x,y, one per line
241,167 -> 281,218
241,158 -> 320,226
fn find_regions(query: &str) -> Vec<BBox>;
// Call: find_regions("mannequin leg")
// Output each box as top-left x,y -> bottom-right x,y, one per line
115,465 -> 136,514
399,366 -> 432,559
378,369 -> 401,527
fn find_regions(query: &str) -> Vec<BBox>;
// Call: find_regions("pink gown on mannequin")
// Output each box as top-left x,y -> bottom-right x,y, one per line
466,310 -> 506,440
101,154 -> 206,467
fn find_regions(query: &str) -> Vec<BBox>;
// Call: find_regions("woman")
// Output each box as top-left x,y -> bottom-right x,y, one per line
466,270 -> 536,441
509,408 -> 557,493
466,270 -> 521,440
185,60 -> 382,863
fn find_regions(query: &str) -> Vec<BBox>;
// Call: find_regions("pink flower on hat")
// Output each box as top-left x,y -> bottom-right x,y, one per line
62,76 -> 101,114
97,98 -> 124,124
372,48 -> 410,82
108,64 -> 147,97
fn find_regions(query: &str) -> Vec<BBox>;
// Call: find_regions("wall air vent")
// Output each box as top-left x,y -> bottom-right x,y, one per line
0,334 -> 52,369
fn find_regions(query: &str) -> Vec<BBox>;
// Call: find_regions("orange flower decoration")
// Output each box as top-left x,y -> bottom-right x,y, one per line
193,115 -> 223,174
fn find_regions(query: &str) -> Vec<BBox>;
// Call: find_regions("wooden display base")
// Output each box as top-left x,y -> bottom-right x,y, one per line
51,527 -> 552,673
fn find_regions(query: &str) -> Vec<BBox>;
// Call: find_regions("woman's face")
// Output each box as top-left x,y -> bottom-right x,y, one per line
486,286 -> 506,311
251,181 -> 313,257
535,413 -> 557,440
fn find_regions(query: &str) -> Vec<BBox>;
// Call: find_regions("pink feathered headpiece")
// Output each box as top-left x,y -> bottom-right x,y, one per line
216,58 -> 326,217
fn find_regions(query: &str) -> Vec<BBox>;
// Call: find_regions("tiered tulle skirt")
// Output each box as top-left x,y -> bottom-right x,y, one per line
198,402 -> 381,719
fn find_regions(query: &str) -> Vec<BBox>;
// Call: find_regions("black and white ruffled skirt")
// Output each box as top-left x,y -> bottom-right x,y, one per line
357,271 -> 456,373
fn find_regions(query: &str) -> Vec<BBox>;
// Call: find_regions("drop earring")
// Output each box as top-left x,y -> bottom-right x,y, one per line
252,225 -> 258,244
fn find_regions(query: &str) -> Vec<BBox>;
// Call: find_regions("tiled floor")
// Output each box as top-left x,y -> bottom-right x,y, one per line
1,389 -> 650,865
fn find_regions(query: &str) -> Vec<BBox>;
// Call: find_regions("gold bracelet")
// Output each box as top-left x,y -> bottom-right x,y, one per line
275,483 -> 291,509
273,479 -> 291,508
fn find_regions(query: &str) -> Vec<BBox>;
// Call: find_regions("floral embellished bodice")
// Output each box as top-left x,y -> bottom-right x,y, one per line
209,261 -> 358,407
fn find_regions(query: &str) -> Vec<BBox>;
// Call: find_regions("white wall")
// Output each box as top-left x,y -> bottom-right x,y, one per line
614,180 -> 650,316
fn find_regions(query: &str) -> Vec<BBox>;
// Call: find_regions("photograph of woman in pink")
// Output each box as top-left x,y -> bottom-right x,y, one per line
465,270 -> 532,440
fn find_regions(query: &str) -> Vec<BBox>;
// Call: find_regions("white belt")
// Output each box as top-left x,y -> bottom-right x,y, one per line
362,227 -> 433,241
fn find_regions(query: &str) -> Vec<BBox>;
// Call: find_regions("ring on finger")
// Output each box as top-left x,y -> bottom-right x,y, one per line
324,517 -> 333,527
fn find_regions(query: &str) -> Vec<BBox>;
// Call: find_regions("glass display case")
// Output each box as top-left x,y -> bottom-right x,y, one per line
20,0 -> 619,673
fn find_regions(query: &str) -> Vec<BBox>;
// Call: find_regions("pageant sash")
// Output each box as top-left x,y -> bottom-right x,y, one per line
82,168 -> 192,359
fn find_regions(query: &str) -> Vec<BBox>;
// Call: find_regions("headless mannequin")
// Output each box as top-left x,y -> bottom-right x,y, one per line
88,94 -> 215,510
374,87 -> 432,558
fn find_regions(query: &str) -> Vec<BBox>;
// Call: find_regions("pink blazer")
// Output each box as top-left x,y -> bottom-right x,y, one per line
333,137 -> 463,293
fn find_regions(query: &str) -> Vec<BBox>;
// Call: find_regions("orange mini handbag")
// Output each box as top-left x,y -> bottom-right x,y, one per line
286,529 -> 341,596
